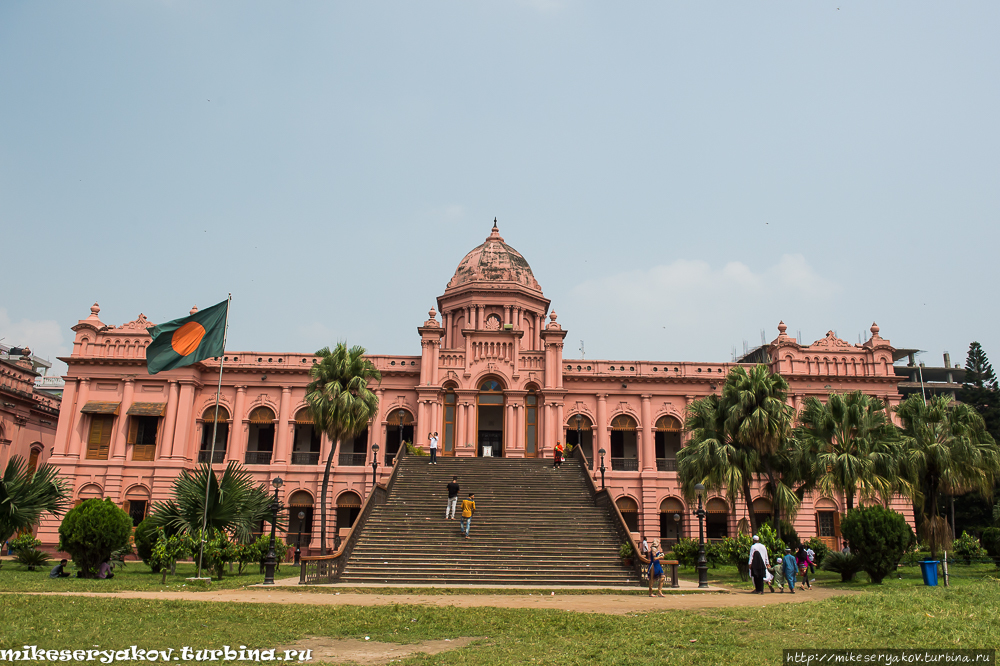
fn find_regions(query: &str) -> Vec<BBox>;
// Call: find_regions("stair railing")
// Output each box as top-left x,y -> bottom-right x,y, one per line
299,441 -> 409,585
570,445 -> 647,586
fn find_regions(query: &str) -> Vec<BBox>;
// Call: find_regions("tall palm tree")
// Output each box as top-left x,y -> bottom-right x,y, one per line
0,455 -> 69,544
151,462 -> 276,543
796,391 -> 904,511
896,394 -> 1000,559
679,393 -> 762,532
724,365 -> 798,535
305,343 -> 381,555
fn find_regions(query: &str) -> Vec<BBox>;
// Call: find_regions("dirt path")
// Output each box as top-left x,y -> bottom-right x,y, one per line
10,586 -> 858,614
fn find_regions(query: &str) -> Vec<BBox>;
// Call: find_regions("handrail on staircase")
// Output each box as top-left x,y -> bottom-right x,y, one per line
299,440 -> 409,585
570,444 -> 646,586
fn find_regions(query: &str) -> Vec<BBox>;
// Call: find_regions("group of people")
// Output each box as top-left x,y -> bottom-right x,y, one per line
48,558 -> 115,579
748,536 -> 815,594
445,475 -> 476,538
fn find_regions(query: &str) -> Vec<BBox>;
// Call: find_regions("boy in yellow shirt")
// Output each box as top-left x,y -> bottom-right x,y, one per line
460,493 -> 476,539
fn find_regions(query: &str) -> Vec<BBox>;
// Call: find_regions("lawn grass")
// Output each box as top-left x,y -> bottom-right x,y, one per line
0,559 -> 300,593
3,575 -> 998,664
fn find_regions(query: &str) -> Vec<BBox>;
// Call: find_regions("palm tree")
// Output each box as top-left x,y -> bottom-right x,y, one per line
724,365 -> 798,535
305,343 -> 381,555
896,394 -> 1000,559
678,393 -> 761,532
151,462 -> 276,543
0,455 -> 69,544
796,391 -> 904,511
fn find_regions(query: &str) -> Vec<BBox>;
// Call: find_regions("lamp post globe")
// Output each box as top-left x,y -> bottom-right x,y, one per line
263,476 -> 283,585
598,448 -> 607,490
694,482 -> 709,589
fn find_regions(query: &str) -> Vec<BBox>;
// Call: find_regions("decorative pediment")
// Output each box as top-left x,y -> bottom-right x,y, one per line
113,314 -> 155,331
808,331 -> 855,351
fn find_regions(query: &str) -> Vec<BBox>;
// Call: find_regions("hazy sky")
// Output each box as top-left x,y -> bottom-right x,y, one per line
2,2 -> 998,375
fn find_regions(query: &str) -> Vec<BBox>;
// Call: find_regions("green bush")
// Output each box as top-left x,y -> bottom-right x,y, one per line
980,527 -> 1000,567
195,531 -> 238,580
618,541 -> 634,559
820,550 -> 864,582
670,538 -> 700,567
8,534 -> 42,553
805,536 -> 829,566
150,529 -> 193,583
952,531 -> 988,564
716,524 -> 786,581
134,519 -> 160,571
14,547 -> 50,571
840,505 -> 914,584
57,499 -> 133,578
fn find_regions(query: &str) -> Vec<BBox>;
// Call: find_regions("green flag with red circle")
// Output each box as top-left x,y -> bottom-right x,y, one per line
145,299 -> 229,374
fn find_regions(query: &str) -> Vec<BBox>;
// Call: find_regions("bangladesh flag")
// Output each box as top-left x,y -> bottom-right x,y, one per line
146,299 -> 229,374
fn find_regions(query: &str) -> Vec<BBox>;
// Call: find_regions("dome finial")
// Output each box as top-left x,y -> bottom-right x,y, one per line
493,217 -> 498,230
487,218 -> 503,241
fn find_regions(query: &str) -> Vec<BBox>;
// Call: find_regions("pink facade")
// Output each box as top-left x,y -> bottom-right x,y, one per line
39,223 -> 913,551
0,351 -> 60,474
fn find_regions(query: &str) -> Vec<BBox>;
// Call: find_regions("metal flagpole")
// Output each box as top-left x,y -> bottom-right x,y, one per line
196,294 -> 232,580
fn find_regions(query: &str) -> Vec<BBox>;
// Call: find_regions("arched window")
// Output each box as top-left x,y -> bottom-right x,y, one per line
27,446 -> 42,475
124,486 -> 150,527
659,497 -> 685,545
616,496 -> 639,532
610,415 -> 638,471
336,491 -> 363,530
292,408 -> 321,465
199,406 -> 230,463
443,386 -> 457,455
246,406 -> 276,465
288,491 -> 314,546
478,380 -> 504,402
815,498 -> 841,549
76,483 -> 103,507
385,409 -> 414,465
752,497 -> 773,529
655,416 -> 682,471
525,388 -> 538,458
565,413 -> 592,463
705,498 -> 729,539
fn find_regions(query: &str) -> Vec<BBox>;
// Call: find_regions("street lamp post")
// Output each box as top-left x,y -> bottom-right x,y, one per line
598,448 -> 607,490
575,414 -> 582,457
263,476 -> 283,585
294,510 -> 305,566
371,443 -> 380,494
694,482 -> 708,589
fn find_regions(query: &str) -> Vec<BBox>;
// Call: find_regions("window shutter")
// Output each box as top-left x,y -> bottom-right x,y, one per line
815,511 -> 821,537
86,417 -> 106,459
99,417 -> 113,459
127,417 -> 138,446
123,500 -> 131,516
833,512 -> 841,539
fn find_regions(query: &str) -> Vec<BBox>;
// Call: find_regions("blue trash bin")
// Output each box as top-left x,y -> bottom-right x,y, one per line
919,560 -> 939,586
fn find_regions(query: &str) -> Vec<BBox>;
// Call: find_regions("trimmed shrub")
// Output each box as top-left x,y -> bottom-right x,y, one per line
952,531 -> 987,564
58,499 -> 133,578
134,518 -> 160,572
980,527 -> 1000,567
840,505 -> 914,584
8,534 -> 42,554
820,551 -> 863,582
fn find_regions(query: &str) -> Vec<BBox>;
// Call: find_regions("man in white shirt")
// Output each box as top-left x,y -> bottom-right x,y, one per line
429,432 -> 439,464
748,535 -> 770,594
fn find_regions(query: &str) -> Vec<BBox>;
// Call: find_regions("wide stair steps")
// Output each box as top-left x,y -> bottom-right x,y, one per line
340,456 -> 639,586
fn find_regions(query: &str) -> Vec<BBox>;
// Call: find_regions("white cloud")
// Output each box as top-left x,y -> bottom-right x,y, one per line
0,308 -> 70,375
564,254 -> 843,361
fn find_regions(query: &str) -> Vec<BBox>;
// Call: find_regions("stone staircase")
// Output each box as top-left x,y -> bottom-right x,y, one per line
339,455 -> 640,586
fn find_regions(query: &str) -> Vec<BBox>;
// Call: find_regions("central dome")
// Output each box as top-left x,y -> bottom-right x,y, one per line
446,220 -> 542,293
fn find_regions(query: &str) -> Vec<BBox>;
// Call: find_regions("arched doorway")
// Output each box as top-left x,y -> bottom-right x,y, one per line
336,491 -> 363,543
386,409 -> 414,465
287,490 -> 314,547
659,497 -> 685,546
565,414 -> 593,461
292,408 -> 321,465
442,386 -> 457,456
815,498 -> 841,550
246,407 -> 275,465
610,415 -> 638,470
124,486 -> 150,527
199,406 -> 229,463
706,498 -> 729,539
616,496 -> 639,533
654,416 -> 682,471
477,379 -> 504,457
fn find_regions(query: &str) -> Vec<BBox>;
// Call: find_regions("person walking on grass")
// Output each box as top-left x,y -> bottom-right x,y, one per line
460,493 -> 476,538
429,432 -> 439,464
783,548 -> 798,593
796,546 -> 813,589
748,535 -> 769,594
446,476 -> 460,520
806,545 -> 817,578
771,554 -> 787,592
647,540 -> 667,597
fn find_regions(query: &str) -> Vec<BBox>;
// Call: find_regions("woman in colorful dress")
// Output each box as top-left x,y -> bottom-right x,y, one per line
647,540 -> 666,597
553,441 -> 564,468
796,545 -> 813,589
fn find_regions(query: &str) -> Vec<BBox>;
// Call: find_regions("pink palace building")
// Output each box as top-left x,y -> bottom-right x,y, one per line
38,223 -> 913,552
